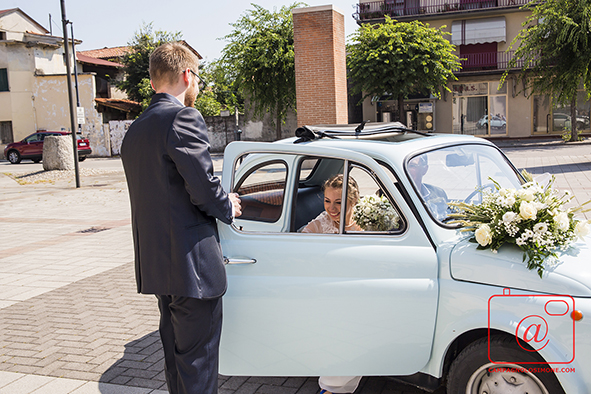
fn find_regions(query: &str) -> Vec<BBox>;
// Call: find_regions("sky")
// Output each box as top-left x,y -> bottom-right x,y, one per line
11,1 -> 360,62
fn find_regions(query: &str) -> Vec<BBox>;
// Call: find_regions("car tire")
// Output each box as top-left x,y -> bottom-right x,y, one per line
78,156 -> 86,162
7,150 -> 21,164
33,159 -> 41,163
447,336 -> 565,394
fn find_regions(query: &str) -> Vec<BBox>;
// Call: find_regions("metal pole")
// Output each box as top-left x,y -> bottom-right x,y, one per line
49,13 -> 52,35
70,22 -> 82,139
60,0 -> 80,188
70,23 -> 81,108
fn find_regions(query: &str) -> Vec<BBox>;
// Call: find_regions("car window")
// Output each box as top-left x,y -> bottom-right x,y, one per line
300,158 -> 319,181
406,144 -> 522,223
25,134 -> 41,143
293,157 -> 345,232
293,157 -> 403,234
233,159 -> 287,230
346,165 -> 404,234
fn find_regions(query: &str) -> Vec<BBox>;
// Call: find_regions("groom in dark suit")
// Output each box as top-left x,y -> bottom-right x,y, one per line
121,42 -> 241,394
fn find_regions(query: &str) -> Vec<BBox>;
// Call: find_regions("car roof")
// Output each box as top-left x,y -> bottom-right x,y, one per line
274,123 -> 496,165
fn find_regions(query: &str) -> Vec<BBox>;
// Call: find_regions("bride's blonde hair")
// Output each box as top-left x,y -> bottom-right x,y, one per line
323,174 -> 359,205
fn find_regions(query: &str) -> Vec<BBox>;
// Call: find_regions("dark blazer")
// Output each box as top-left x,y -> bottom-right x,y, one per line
121,93 -> 233,299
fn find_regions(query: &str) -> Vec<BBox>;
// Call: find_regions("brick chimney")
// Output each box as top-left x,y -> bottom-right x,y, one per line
292,5 -> 348,127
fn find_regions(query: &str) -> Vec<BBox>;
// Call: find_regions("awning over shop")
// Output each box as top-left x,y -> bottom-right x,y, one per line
451,17 -> 506,45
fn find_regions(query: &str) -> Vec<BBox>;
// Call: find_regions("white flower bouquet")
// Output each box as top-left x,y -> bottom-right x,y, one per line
449,171 -> 591,277
353,194 -> 400,232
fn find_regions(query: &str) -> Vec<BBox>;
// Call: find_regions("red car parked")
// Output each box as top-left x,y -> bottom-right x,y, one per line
3,131 -> 92,164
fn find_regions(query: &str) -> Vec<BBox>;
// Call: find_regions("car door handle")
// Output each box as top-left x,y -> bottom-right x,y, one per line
223,257 -> 257,265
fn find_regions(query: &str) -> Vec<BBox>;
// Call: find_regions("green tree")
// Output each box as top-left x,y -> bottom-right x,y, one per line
196,60 -> 244,116
194,89 -> 223,117
347,17 -> 461,125
220,3 -> 303,140
118,23 -> 182,109
502,0 -> 591,141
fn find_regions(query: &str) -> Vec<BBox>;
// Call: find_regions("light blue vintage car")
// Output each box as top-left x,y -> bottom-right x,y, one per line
217,122 -> 591,393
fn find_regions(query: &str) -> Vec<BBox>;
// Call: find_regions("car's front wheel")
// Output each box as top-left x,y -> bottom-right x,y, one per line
7,150 -> 21,164
447,336 -> 565,394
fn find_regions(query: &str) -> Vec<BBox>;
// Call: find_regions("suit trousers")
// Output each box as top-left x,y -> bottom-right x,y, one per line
156,295 -> 223,394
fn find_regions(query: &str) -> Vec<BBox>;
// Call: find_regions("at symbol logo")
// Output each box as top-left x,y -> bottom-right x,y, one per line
516,315 -> 550,351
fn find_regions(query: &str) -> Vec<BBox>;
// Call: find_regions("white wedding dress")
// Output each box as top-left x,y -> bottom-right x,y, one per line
301,211 -> 362,393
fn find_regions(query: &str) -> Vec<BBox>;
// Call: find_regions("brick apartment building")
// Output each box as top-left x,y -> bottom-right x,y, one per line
354,0 -> 591,139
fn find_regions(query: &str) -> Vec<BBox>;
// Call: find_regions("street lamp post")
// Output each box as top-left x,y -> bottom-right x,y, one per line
60,0 -> 80,188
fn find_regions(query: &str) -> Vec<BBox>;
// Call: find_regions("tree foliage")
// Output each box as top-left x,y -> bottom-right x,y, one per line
118,23 -> 182,109
347,17 -> 461,124
502,0 -> 591,141
195,60 -> 244,116
220,3 -> 303,139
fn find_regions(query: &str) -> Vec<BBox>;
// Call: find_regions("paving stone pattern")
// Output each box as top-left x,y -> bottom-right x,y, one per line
0,261 -> 433,393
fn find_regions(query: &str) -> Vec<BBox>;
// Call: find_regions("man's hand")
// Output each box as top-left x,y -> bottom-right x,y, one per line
229,193 -> 242,218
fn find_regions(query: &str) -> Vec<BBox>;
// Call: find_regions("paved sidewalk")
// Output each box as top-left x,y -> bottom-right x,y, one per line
1,142 -> 591,394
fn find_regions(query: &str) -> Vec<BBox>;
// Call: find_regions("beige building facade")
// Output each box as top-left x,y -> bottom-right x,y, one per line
0,8 -> 104,154
355,1 -> 591,139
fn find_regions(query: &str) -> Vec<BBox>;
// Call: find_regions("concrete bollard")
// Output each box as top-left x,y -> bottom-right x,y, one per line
43,135 -> 75,171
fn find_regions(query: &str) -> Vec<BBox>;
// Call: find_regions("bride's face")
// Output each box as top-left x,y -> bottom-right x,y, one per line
324,187 -> 343,223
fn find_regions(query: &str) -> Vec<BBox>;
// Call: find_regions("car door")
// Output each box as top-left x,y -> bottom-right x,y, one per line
20,134 -> 43,157
218,142 -> 439,377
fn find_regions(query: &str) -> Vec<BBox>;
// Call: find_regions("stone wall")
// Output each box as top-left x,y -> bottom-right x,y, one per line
109,120 -> 134,156
100,107 -> 298,157
203,114 -> 245,152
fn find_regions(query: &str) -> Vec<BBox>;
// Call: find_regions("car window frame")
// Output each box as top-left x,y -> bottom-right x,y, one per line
232,158 -> 289,225
343,161 -> 407,236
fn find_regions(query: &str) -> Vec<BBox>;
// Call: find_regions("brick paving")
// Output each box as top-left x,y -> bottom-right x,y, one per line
1,141 -> 591,393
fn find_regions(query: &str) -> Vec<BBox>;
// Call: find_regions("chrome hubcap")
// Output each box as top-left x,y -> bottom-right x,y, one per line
467,363 -> 548,394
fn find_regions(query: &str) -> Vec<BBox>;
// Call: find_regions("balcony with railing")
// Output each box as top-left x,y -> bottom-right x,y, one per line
355,0 -> 529,20
459,50 -> 524,73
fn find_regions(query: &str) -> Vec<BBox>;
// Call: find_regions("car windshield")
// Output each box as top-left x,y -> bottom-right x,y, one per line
406,144 -> 523,223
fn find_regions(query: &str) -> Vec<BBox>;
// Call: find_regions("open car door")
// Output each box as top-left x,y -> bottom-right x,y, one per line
218,141 -> 439,377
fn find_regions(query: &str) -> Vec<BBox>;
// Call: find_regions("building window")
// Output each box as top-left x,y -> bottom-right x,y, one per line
0,31 -> 6,40
0,69 -> 8,92
0,121 -> 13,144
452,81 -> 507,136
532,87 -> 591,134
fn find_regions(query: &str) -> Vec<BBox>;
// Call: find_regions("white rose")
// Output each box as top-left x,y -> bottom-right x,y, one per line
475,224 -> 493,247
502,212 -> 517,223
505,196 -> 516,206
554,212 -> 570,231
517,189 -> 535,201
533,222 -> 548,234
519,202 -> 538,220
574,221 -> 590,240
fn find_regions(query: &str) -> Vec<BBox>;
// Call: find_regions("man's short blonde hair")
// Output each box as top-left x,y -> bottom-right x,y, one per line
149,42 -> 199,89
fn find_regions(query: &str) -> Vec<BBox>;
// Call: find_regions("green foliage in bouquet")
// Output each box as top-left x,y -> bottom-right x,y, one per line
449,170 -> 591,278
353,195 -> 400,232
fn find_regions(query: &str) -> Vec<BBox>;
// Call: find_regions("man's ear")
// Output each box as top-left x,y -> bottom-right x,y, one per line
182,68 -> 191,86
150,80 -> 156,91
